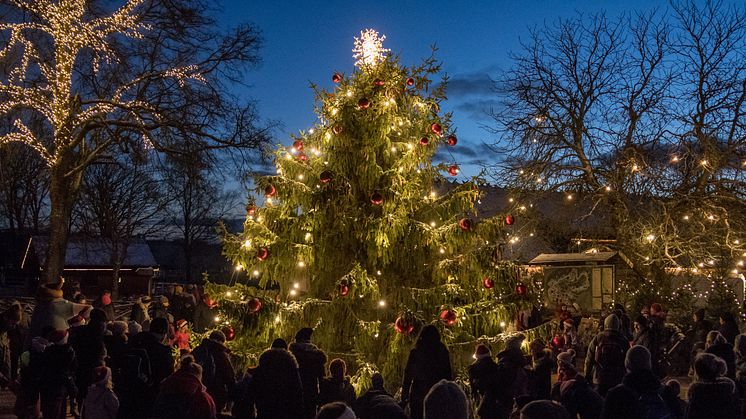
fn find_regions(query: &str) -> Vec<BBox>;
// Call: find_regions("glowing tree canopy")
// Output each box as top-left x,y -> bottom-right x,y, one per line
215,30 -> 549,387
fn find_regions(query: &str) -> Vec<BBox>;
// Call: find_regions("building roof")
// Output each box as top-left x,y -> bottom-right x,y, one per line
529,251 -> 618,265
32,236 -> 158,268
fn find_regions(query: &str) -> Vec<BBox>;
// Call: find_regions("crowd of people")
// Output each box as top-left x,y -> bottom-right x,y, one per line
1,279 -> 746,419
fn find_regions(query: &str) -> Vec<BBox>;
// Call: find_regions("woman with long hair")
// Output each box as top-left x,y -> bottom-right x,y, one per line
401,325 -> 453,419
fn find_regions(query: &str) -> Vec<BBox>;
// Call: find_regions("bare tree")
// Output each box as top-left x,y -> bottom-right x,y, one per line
0,0 -> 271,284
491,2 -> 745,280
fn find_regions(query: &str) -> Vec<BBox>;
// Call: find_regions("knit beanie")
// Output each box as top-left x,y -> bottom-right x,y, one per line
694,352 -> 727,380
295,327 -> 314,342
625,345 -> 652,372
271,338 -> 288,350
423,380 -> 469,419
604,313 -> 621,331
315,402 -> 356,419
505,333 -> 526,351
474,343 -> 491,360
209,330 -> 226,343
557,348 -> 576,369
92,366 -> 111,386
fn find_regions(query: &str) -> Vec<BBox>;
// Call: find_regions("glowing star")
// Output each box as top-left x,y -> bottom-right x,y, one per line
353,29 -> 390,68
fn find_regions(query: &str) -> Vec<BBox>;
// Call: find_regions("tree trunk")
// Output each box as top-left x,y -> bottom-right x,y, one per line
45,164 -> 82,284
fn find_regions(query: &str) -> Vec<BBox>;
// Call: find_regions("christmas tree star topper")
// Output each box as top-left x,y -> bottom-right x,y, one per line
353,29 -> 390,68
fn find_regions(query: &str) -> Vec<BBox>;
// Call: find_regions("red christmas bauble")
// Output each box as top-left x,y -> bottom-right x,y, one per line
395,315 -> 415,335
482,277 -> 495,289
448,165 -> 459,176
370,191 -> 384,205
297,152 -> 308,162
247,297 -> 262,313
245,204 -> 256,216
439,309 -> 457,327
338,283 -> 350,297
256,247 -> 269,261
505,214 -> 515,225
419,136 -> 430,146
222,325 -> 235,341
293,140 -> 304,151
515,282 -> 527,296
332,124 -> 343,135
458,218 -> 473,231
406,77 -> 415,86
431,123 -> 443,136
358,97 -> 371,109
332,73 -> 342,83
320,170 -> 333,184
265,185 -> 277,197
374,78 -> 385,86
447,135 -> 458,146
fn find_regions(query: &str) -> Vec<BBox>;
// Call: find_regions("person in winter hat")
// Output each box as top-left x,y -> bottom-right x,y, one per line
401,325 -> 453,419
191,329 -> 236,413
530,340 -> 554,400
81,366 -> 118,419
705,330 -> 736,380
584,313 -> 630,395
602,345 -> 673,419
172,319 -> 191,351
468,343 -> 501,419
39,329 -> 77,419
315,401 -> 356,419
271,337 -> 288,350
551,347 -> 602,419
291,327 -> 328,419
687,352 -> 739,419
353,373 -> 406,419
423,379 -> 469,419
661,379 -> 687,419
93,290 -> 115,323
153,355 -> 217,419
240,345 -> 304,419
492,333 -> 528,417
520,400 -> 571,419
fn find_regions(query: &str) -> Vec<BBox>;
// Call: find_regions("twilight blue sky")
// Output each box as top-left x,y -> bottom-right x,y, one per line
219,0 -> 674,180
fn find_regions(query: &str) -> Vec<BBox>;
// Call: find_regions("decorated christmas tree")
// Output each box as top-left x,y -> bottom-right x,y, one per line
212,30 -> 552,388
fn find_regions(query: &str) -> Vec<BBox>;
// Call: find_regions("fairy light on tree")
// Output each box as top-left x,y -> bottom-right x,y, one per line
352,29 -> 390,68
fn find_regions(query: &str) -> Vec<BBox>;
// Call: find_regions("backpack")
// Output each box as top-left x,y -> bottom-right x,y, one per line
120,347 -> 152,387
595,334 -> 626,371
637,393 -> 674,419
192,344 -> 216,387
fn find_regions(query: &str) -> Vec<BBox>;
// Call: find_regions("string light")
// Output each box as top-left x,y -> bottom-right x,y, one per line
352,29 -> 390,67
235,264 -> 243,271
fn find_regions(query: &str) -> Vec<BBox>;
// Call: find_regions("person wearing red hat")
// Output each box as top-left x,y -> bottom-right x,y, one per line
172,319 -> 191,351
81,366 -> 118,419
39,329 -> 77,419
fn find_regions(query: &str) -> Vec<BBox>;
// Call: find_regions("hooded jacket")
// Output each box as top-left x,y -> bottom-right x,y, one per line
584,315 -> 630,389
154,369 -> 217,419
192,337 -> 236,409
289,341 -> 327,408
687,376 -> 738,419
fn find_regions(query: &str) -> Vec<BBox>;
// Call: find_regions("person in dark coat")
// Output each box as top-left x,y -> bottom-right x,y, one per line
692,309 -> 713,348
0,304 -> 21,388
718,312 -> 740,345
602,345 -> 673,419
401,325 -> 453,419
494,333 -> 528,412
192,294 -> 216,333
319,358 -> 356,407
551,348 -> 602,419
39,329 -> 77,419
687,352 -> 739,419
468,343 -> 501,419
632,315 -> 653,348
614,304 -> 633,341
120,317 -> 175,419
662,379 -> 687,419
246,345 -> 304,419
584,314 -> 630,396
71,308 -> 108,409
289,327 -> 327,419
94,290 -> 116,323
353,373 -> 406,419
705,331 -> 736,380
530,340 -> 554,401
153,355 -> 217,419
423,379 -> 469,419
191,330 -> 236,413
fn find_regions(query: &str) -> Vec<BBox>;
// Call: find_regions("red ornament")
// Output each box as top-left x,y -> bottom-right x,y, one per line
431,123 -> 443,136
447,135 -> 458,146
332,124 -> 343,135
320,170 -> 333,184
515,282 -> 527,296
439,309 -> 457,327
419,136 -> 430,146
505,214 -> 515,225
222,325 -> 235,341
247,297 -> 262,313
332,73 -> 342,83
297,152 -> 308,162
448,165 -> 459,176
482,277 -> 495,289
374,79 -> 385,86
293,140 -> 304,151
406,77 -> 415,86
245,204 -> 256,216
338,282 -> 350,297
395,315 -> 415,335
370,191 -> 384,205
256,247 -> 269,261
458,218 -> 473,231
265,185 -> 277,197
358,97 -> 370,109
